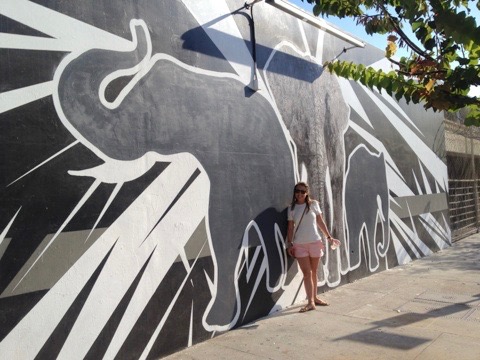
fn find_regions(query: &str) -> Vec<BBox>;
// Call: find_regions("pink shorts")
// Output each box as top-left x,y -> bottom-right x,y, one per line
293,241 -> 324,258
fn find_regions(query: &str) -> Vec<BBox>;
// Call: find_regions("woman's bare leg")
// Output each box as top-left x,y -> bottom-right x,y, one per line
310,256 -> 328,305
297,256 -> 315,307
310,256 -> 320,296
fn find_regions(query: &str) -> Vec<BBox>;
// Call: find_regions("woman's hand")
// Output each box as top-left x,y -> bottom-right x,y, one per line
286,243 -> 295,257
329,238 -> 341,250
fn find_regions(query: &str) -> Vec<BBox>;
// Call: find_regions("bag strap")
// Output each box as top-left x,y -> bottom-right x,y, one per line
292,205 -> 308,244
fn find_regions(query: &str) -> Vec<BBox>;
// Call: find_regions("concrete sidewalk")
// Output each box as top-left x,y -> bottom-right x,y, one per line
164,234 -> 480,360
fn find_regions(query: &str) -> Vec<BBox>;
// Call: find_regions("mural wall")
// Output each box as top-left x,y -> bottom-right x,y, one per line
0,0 -> 450,358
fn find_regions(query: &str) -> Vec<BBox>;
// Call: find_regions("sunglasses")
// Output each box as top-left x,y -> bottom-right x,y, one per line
294,189 -> 307,194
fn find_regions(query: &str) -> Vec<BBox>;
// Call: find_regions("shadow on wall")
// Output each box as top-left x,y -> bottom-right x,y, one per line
182,27 -> 322,83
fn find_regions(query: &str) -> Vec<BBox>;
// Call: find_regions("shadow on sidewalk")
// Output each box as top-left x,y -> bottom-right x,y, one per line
334,293 -> 480,350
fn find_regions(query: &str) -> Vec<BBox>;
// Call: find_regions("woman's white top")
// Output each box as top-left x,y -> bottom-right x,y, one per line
288,200 -> 323,244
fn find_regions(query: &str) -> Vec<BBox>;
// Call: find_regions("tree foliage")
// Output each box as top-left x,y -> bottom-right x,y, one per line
304,0 -> 480,125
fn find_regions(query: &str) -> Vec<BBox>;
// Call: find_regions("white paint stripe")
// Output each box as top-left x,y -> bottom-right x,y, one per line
0,157 -> 202,359
390,231 -> 412,265
245,246 -> 261,282
405,202 -> 428,257
0,207 -> 21,250
392,216 -> 421,259
8,140 -> 79,186
418,160 -> 432,194
435,212 -> 450,240
80,162 -> 208,360
0,33 -> 74,51
412,170 -> 423,195
204,268 -> 215,296
419,213 -> 450,249
338,78 -> 373,128
1,0 -> 134,52
390,212 -> 429,258
0,81 -> 54,114
178,247 -> 192,273
386,166 -> 413,197
140,240 -> 208,360
298,19 -> 311,56
272,271 -> 304,311
374,88 -> 424,135
349,122 -> 403,179
367,58 -> 423,135
240,220 -> 287,318
12,180 -> 101,292
85,183 -> 123,242
99,20 -> 153,110
362,88 -> 448,189
99,51 -> 241,110
273,223 -> 287,285
242,259 -> 267,321
246,221 -> 285,293
325,167 -> 334,230
0,213 -> 115,357
390,195 -> 401,207
442,213 -> 452,242
188,300 -> 194,348
315,29 -> 325,62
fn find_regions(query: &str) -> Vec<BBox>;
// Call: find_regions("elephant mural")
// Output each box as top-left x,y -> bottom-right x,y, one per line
54,20 -> 295,330
0,1 -> 450,358
345,145 -> 390,272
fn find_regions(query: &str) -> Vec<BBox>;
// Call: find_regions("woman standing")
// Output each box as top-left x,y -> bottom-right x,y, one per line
286,182 -> 340,313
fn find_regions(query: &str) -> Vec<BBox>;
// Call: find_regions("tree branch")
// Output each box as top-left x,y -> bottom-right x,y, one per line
377,2 -> 434,60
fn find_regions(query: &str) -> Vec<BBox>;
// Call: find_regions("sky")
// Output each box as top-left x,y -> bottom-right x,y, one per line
288,0 -> 392,52
287,0 -> 480,97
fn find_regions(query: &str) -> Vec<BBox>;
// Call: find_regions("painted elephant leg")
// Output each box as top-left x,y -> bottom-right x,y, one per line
375,176 -> 390,263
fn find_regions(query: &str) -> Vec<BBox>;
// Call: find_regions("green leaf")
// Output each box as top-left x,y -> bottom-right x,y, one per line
457,57 -> 470,65
308,0 -> 480,125
394,89 -> 404,101
412,21 -> 424,32
424,38 -> 436,51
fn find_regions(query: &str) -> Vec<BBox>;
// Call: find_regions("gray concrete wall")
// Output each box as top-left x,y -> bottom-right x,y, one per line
0,1 -> 449,358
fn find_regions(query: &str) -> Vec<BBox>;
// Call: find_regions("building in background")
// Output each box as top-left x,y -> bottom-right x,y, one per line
445,109 -> 480,241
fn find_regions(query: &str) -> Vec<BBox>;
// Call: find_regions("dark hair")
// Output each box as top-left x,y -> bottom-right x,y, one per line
290,181 -> 312,212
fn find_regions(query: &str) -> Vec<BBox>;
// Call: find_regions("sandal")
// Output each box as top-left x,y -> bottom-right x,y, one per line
299,304 -> 316,313
314,298 -> 329,306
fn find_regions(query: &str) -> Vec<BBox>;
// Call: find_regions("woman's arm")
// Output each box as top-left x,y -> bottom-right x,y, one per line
316,214 -> 334,243
286,220 -> 295,256
287,220 -> 294,245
